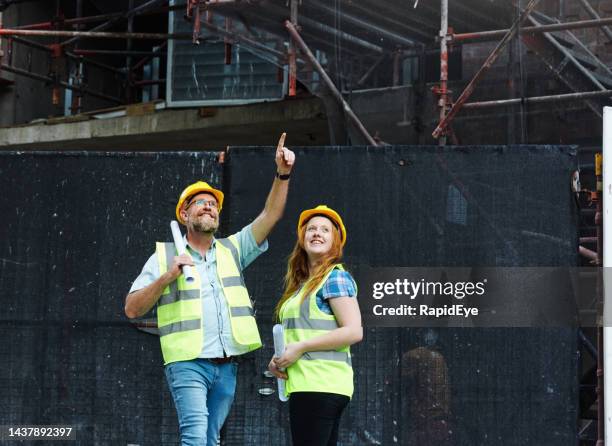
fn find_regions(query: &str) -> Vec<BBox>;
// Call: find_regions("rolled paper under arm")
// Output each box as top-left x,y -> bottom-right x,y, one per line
170,220 -> 195,283
273,324 -> 289,402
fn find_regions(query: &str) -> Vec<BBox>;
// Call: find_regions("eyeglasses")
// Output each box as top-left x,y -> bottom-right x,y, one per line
186,198 -> 218,210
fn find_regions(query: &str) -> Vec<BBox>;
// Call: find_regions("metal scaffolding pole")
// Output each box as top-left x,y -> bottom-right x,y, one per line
453,16 -> 612,43
0,28 -> 191,40
432,0 -> 540,139
60,0 -> 169,48
285,20 -> 378,147
126,0 -> 135,103
577,0 -> 612,43
437,0 -> 449,146
595,152 -> 604,446
73,49 -> 166,57
15,5 -> 183,31
288,0 -> 298,97
0,63 -> 122,104
462,90 -> 612,109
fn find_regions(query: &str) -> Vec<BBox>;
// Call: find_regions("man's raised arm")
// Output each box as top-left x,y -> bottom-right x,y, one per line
251,133 -> 296,245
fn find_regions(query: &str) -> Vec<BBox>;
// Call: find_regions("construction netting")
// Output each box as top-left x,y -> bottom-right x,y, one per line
0,145 -> 579,445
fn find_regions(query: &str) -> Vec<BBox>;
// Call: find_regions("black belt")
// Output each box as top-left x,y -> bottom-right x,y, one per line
207,356 -> 233,365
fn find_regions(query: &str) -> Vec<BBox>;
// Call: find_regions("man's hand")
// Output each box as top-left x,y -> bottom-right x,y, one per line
275,132 -> 295,175
124,252 -> 195,319
167,253 -> 195,281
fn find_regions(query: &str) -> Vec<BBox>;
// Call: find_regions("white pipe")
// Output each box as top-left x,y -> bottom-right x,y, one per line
273,324 -> 289,402
602,106 -> 612,442
170,220 -> 195,283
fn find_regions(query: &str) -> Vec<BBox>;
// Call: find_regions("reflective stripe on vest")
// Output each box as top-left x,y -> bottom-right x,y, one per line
280,265 -> 354,397
155,237 -> 262,365
214,236 -> 262,350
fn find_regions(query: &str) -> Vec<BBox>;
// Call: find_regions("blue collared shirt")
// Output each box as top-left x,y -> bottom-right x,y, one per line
129,223 -> 268,357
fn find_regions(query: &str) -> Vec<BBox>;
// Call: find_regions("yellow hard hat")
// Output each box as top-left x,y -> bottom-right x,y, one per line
297,205 -> 347,246
175,181 -> 225,225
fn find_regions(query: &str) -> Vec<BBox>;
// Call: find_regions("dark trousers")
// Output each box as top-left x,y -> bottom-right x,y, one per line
289,392 -> 350,446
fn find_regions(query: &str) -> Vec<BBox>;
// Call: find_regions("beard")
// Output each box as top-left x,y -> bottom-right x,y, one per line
190,214 -> 219,234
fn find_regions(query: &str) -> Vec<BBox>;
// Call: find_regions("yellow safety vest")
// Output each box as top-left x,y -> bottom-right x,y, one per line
155,236 -> 262,365
280,265 -> 354,398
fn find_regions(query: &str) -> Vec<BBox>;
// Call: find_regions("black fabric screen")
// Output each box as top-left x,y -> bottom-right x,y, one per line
0,146 -> 578,445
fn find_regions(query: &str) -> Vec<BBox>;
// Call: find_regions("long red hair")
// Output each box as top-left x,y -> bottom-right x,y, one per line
274,215 -> 344,321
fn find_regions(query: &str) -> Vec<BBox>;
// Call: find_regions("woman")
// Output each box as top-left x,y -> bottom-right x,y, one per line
268,205 -> 363,446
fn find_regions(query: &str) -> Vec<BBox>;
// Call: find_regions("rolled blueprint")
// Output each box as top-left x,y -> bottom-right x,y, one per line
273,324 -> 289,402
170,220 -> 195,283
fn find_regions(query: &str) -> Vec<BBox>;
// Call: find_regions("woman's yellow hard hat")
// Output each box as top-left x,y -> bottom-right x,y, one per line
297,205 -> 346,246
175,181 -> 225,224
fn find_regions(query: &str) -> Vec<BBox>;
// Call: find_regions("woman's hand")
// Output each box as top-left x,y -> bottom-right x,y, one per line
268,356 -> 288,380
273,342 -> 304,369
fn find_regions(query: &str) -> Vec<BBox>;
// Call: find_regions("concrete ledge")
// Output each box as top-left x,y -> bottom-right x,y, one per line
0,97 -> 329,150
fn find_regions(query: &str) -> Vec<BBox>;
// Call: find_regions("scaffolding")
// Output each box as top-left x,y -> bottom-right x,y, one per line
0,1 -> 608,442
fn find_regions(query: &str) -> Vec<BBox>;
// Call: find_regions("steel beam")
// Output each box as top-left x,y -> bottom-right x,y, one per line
285,20 -> 378,146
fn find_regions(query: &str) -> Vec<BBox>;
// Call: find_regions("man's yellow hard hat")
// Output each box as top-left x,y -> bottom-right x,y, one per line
175,181 -> 225,225
297,205 -> 347,246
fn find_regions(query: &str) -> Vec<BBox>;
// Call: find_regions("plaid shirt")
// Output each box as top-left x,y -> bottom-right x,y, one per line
316,269 -> 357,315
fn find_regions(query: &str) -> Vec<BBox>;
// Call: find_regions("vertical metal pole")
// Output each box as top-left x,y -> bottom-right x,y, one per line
288,0 -> 298,96
393,49 -> 401,87
559,0 -> 565,20
602,107 -> 612,445
596,152 -> 604,446
192,1 -> 201,45
125,0 -> 134,72
224,17 -> 232,64
127,0 -> 134,104
0,11 -> 4,72
438,0 -> 449,146
51,0 -> 62,107
72,0 -> 83,114
507,32 -> 516,144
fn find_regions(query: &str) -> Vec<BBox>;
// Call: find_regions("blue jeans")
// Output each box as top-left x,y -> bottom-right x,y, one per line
165,359 -> 238,446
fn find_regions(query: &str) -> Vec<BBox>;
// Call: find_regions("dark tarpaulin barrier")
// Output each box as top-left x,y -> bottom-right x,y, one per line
224,145 -> 579,446
0,151 -> 222,445
0,146 -> 578,445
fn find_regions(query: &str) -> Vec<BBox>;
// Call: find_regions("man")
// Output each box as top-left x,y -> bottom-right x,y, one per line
125,134 -> 295,446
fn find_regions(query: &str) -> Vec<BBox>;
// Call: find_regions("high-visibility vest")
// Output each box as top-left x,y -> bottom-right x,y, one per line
280,265 -> 354,398
155,235 -> 262,365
